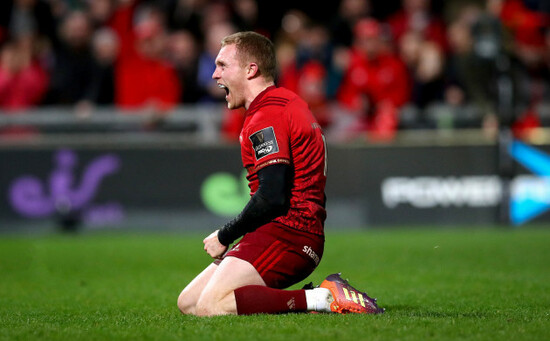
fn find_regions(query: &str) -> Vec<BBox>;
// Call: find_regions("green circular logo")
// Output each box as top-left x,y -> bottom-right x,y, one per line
201,171 -> 249,216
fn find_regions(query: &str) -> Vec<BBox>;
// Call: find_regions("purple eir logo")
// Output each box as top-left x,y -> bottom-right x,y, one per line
8,149 -> 124,226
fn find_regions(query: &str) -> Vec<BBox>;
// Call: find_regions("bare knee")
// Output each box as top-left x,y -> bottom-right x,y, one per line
195,295 -> 218,316
195,291 -> 235,316
177,291 -> 197,315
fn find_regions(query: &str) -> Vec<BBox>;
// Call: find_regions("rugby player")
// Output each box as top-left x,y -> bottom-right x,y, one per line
177,31 -> 382,316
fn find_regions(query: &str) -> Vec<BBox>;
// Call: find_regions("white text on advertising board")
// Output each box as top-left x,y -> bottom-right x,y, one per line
381,176 -> 502,208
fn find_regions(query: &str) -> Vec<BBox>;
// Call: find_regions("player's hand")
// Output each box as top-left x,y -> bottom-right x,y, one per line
203,230 -> 228,259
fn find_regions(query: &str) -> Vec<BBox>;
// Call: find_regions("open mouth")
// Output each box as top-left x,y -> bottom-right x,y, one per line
218,83 -> 229,97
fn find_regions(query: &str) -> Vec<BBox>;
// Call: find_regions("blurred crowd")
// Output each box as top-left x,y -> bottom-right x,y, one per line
0,0 -> 548,141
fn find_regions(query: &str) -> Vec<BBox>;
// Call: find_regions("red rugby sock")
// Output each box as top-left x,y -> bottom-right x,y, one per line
234,285 -> 307,315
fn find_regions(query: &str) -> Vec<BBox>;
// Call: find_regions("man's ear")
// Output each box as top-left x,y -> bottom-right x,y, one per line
246,63 -> 259,79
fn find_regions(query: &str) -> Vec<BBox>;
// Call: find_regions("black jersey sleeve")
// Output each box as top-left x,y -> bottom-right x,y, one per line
217,164 -> 291,246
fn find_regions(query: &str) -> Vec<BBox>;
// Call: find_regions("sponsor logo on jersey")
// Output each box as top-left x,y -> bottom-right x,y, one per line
302,245 -> 320,265
249,127 -> 279,160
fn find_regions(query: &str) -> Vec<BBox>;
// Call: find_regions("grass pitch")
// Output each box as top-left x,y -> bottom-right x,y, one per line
1,227 -> 549,340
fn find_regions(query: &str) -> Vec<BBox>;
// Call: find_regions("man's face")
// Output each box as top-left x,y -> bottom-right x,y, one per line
212,44 -> 248,109
356,35 -> 380,58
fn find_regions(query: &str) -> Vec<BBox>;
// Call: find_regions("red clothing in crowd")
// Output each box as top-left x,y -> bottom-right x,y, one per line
221,107 -> 246,141
336,48 -> 410,139
387,10 -> 447,52
109,4 -> 180,110
277,62 -> 300,94
499,0 -> 548,48
116,57 -> 180,110
337,48 -> 410,111
0,61 -> 48,111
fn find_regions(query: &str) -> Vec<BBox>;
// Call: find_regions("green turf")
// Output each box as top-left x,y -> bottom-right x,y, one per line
1,228 -> 549,340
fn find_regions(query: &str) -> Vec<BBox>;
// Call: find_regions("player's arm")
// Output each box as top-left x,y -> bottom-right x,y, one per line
216,163 -> 291,246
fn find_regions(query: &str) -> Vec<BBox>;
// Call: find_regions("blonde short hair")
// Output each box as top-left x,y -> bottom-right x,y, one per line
221,31 -> 276,82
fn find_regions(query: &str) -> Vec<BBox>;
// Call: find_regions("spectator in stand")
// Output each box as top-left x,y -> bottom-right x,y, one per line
165,0 -> 204,41
444,2 -> 527,135
0,38 -> 48,111
88,28 -> 118,105
75,27 -> 119,118
0,38 -> 48,136
231,0 -> 264,34
295,23 -> 332,72
200,1 -> 233,36
398,31 -> 445,110
296,61 -> 331,128
276,9 -> 309,46
334,18 -> 410,141
442,4 -> 480,109
198,11 -> 238,137
44,10 -> 96,105
328,0 -> 374,100
387,0 -> 447,53
489,0 -> 550,138
168,29 -> 203,103
444,4 -> 499,130
109,1 -> 180,112
292,23 -> 333,127
47,0 -> 74,19
0,0 -> 58,46
275,41 -> 299,92
272,9 -> 310,92
330,0 -> 372,48
0,0 -> 52,136
196,21 -> 236,103
1,0 -> 548,141
496,0 -> 549,58
87,0 -> 115,29
510,26 -> 549,137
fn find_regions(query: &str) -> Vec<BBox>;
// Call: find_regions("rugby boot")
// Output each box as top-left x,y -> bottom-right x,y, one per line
319,273 -> 384,314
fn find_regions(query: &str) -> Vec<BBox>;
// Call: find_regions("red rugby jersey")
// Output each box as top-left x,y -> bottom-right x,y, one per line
239,86 -> 327,236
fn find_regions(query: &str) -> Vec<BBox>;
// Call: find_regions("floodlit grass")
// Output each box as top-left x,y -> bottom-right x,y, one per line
1,227 -> 549,340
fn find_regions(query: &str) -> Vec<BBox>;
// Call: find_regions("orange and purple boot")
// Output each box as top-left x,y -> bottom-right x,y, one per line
319,273 -> 384,314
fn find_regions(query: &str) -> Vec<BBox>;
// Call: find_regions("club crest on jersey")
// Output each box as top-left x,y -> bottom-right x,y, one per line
249,127 -> 279,160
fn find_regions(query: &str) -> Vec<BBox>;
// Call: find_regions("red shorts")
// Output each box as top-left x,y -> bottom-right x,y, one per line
219,222 -> 324,289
